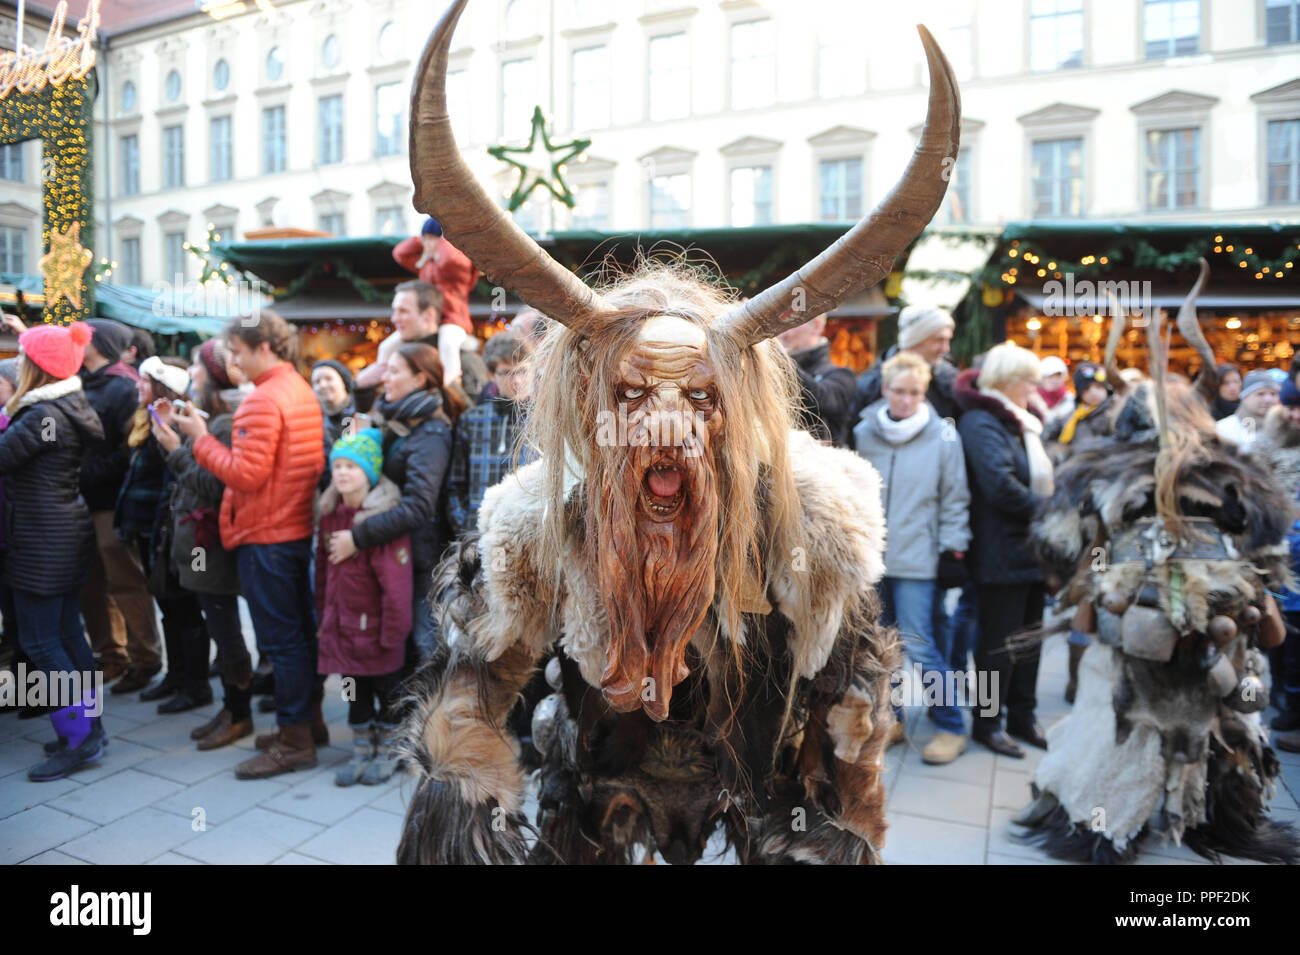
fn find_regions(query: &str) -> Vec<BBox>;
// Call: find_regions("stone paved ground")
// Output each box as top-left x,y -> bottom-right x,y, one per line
2,634 -> 1297,864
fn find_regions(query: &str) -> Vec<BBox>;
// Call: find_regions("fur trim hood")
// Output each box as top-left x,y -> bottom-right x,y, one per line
953,367 -> 1041,433
318,475 -> 402,525
13,375 -> 81,412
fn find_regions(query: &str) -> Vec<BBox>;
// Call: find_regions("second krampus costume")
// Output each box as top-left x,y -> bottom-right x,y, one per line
1017,263 -> 1300,864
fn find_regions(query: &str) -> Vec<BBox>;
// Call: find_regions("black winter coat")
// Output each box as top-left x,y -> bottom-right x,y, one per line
853,348 -> 960,424
0,381 -> 104,595
352,389 -> 454,578
167,415 -> 240,595
790,341 -> 857,447
953,368 -> 1045,586
80,364 -> 139,512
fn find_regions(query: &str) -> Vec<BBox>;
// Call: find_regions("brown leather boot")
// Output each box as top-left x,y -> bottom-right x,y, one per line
235,723 -> 317,779
1065,642 -> 1087,704
254,702 -> 328,749
192,708 -> 231,740
196,710 -> 254,751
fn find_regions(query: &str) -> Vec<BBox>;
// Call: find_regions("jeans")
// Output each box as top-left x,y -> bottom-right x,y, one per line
238,539 -> 317,726
880,577 -> 965,734
412,569 -> 438,661
12,589 -> 95,677
948,581 -> 979,672
80,510 -> 162,670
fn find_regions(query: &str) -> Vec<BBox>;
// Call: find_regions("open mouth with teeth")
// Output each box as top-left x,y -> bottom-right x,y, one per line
641,459 -> 686,521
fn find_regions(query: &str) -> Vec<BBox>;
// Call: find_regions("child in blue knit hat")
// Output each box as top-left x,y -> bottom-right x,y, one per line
316,428 -> 413,786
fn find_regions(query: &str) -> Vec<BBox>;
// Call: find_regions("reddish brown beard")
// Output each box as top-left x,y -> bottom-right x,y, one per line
591,440 -> 719,722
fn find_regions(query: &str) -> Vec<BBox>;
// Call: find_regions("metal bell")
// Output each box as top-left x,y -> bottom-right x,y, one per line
1120,604 -> 1177,662
1206,653 -> 1238,698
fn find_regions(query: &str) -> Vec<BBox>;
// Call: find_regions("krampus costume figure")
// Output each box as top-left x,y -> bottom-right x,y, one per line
395,0 -> 960,864
1019,262 -> 1300,864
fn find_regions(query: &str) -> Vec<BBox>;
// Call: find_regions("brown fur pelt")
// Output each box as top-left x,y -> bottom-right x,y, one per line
397,434 -> 898,865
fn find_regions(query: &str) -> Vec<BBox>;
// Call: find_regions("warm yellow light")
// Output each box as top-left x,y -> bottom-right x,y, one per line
1008,248 -> 1018,257
0,0 -> 100,100
1214,245 -> 1222,253
1037,268 -> 1046,277
1226,318 -> 1241,329
1226,245 -> 1234,252
1239,261 -> 1247,268
1099,256 -> 1108,264
1214,234 -> 1223,242
1245,248 -> 1253,255
1026,319 -> 1042,331
1047,261 -> 1056,270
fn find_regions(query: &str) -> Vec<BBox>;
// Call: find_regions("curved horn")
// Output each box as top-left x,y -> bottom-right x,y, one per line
1175,258 -> 1217,406
410,0 -> 612,331
1103,290 -> 1131,399
712,25 -> 960,350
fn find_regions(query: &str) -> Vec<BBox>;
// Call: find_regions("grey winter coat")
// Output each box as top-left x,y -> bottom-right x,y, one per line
166,414 -> 240,595
853,400 -> 971,580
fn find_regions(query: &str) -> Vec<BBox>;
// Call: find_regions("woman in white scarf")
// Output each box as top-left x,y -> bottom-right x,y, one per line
954,342 -> 1055,760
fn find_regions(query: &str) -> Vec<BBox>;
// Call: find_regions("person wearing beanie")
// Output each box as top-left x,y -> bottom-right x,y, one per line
391,217 -> 478,334
1216,368 -> 1279,449
1249,381 -> 1300,753
311,358 -> 357,451
79,319 -> 161,692
316,428 -> 412,786
1045,362 -> 1114,458
0,356 -> 18,692
0,324 -> 110,780
149,339 -> 253,751
851,305 -> 960,425
115,357 -> 212,714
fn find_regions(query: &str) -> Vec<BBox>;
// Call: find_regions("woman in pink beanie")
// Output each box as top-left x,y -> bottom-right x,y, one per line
0,322 -> 109,780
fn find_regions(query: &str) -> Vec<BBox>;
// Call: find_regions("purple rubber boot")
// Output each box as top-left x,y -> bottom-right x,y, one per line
28,696 -> 105,782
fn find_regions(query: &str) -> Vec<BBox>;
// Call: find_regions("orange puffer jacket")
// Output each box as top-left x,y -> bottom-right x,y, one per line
194,362 -> 324,548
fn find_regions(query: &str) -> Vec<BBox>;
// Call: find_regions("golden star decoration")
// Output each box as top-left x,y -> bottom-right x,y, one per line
41,222 -> 94,309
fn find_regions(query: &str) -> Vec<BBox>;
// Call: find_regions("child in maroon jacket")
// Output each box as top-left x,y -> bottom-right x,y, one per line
316,429 -> 413,786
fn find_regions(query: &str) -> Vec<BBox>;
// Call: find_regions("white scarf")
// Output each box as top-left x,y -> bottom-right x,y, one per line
13,375 -> 81,412
875,402 -> 931,446
980,386 -> 1054,497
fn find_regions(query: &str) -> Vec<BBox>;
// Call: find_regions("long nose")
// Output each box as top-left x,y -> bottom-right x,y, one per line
643,387 -> 689,447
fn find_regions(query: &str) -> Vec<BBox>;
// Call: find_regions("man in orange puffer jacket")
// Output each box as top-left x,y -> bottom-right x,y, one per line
174,312 -> 325,780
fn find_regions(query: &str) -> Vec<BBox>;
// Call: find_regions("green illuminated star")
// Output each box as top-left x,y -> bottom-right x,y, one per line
488,106 -> 590,211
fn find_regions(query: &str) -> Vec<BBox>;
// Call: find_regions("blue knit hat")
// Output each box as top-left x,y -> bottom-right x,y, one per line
1281,376 -> 1300,408
421,217 -> 443,237
330,428 -> 383,487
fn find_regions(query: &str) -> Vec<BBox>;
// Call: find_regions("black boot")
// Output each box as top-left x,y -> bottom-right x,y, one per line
157,627 -> 213,714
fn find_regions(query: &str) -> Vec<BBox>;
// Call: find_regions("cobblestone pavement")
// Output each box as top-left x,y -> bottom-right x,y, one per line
2,635 -> 1296,864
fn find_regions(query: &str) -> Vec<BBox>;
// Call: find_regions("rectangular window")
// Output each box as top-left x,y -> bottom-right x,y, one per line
119,237 -> 141,286
730,165 -> 773,227
818,35 -> 866,99
319,95 -> 344,165
209,115 -> 232,182
572,182 -> 610,229
120,134 -> 140,196
648,173 -> 690,229
943,149 -> 973,224
0,143 -> 24,182
447,68 -> 471,142
570,45 -> 610,131
1031,137 -> 1085,217
648,33 -> 689,121
263,105 -> 286,173
164,231 -> 186,281
0,226 -> 27,274
1144,0 -> 1199,60
375,206 -> 405,236
1267,0 -> 1300,44
501,58 -> 535,141
819,157 -> 863,221
1267,118 -> 1300,205
730,19 -> 775,110
319,212 -> 346,236
1145,128 -> 1200,210
375,84 -> 403,158
162,125 -> 185,190
1029,0 -> 1084,72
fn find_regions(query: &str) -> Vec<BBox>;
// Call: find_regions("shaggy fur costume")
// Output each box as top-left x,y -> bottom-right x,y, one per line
1021,408 -> 1299,864
396,433 -> 900,865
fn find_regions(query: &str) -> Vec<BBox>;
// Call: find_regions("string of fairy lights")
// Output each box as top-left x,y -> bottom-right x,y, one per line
994,234 -> 1300,288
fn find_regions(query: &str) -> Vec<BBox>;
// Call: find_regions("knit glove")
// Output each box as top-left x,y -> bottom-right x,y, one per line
936,550 -> 968,591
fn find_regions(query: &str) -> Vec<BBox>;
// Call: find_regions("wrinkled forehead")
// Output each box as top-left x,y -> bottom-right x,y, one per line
617,315 -> 712,381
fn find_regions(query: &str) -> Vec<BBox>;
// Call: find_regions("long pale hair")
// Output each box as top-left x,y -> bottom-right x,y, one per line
524,260 -> 805,708
5,355 -> 59,418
